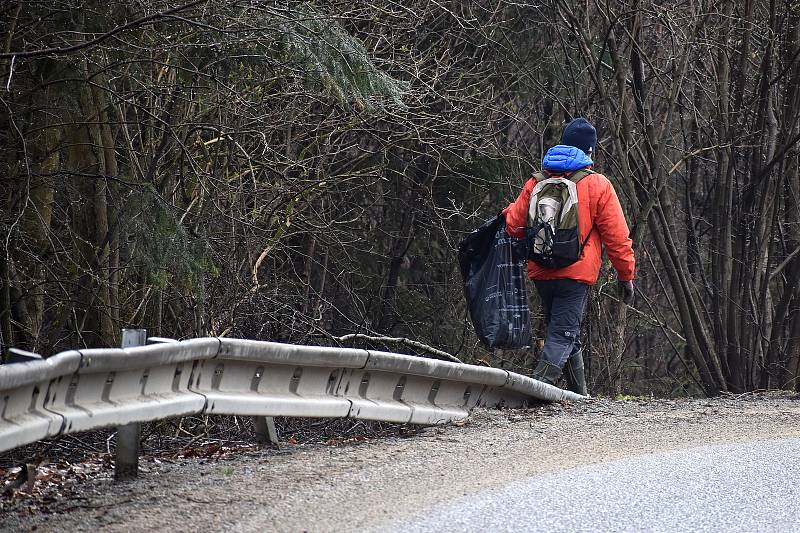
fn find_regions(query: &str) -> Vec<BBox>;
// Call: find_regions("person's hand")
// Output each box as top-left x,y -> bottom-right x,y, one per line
619,280 -> 634,305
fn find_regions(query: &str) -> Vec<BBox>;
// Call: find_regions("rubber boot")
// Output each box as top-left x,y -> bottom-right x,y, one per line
531,359 -> 562,385
563,350 -> 588,396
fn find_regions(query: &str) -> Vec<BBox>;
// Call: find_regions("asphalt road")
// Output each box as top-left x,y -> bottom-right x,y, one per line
394,438 -> 800,533
5,396 -> 800,533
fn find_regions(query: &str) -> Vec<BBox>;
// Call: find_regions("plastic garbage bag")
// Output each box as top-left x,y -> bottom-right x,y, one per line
458,214 -> 531,349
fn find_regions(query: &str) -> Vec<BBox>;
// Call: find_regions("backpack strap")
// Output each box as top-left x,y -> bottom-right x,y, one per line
581,225 -> 595,248
568,168 -> 594,183
565,168 -> 596,248
538,168 -> 593,183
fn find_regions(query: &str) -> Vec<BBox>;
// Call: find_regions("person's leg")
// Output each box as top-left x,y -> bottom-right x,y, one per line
563,349 -> 588,395
533,279 -> 588,385
531,280 -> 564,384
534,280 -> 554,325
563,310 -> 588,395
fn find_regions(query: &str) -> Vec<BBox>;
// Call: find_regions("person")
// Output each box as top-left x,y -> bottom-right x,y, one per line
503,118 -> 635,395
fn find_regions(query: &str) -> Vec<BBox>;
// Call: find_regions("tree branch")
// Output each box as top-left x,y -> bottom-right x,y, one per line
0,0 -> 210,59
331,333 -> 463,364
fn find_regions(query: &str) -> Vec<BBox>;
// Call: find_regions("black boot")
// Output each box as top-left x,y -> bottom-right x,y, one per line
563,350 -> 588,396
532,359 -> 562,385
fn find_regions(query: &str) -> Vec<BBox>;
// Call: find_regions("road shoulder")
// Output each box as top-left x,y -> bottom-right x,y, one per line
2,393 -> 799,532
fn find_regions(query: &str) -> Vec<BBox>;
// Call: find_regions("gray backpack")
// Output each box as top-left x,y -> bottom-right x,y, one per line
526,169 -> 592,269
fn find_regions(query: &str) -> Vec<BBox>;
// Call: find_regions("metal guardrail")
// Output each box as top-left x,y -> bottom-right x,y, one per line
0,336 -> 584,460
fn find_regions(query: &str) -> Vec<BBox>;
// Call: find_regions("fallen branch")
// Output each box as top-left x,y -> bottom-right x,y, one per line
331,334 -> 463,364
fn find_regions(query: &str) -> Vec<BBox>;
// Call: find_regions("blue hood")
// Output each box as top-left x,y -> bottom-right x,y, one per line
542,145 -> 593,173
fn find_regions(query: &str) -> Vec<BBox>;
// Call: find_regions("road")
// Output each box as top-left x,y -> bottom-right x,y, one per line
395,438 -> 800,532
2,393 -> 800,532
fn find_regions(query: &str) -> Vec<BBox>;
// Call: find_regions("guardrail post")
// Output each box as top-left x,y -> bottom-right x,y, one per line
115,329 -> 146,481
254,416 -> 279,445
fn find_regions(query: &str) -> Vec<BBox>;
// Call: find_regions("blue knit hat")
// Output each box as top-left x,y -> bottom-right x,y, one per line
561,118 -> 597,154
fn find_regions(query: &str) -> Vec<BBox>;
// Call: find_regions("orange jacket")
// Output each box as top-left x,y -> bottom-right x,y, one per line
502,170 -> 635,284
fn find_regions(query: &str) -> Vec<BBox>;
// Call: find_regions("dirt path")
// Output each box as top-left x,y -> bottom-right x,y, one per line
3,393 -> 799,532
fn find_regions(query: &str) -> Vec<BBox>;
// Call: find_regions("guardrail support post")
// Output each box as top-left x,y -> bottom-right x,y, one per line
254,416 -> 279,445
115,422 -> 141,480
116,329 -> 146,481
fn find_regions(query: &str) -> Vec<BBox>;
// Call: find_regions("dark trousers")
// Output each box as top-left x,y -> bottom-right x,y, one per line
534,279 -> 589,368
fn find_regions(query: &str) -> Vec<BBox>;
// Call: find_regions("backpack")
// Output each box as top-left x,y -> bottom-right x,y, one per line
526,168 -> 593,269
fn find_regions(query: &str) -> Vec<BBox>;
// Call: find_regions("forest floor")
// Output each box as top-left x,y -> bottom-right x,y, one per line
1,392 -> 799,532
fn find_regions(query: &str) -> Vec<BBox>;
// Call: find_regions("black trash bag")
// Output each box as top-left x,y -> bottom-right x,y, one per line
458,214 -> 531,349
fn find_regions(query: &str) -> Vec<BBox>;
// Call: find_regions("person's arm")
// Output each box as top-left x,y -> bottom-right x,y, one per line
502,178 -> 536,238
593,177 -> 635,281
